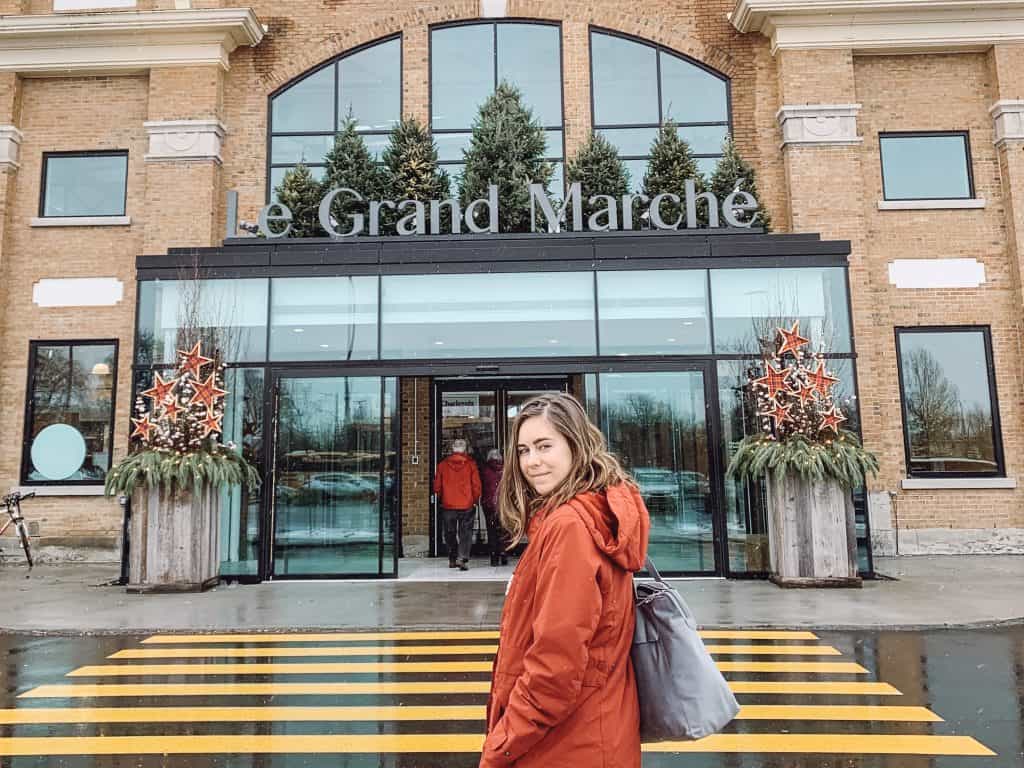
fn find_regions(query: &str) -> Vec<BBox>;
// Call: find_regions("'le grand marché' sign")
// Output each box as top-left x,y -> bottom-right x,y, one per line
234,180 -> 761,239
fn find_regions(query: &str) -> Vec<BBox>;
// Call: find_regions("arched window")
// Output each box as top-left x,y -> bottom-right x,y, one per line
267,36 -> 402,201
430,21 -> 565,194
590,30 -> 730,192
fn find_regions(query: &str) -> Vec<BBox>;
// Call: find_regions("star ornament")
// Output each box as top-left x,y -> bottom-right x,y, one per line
752,362 -> 791,400
141,373 -> 178,406
131,414 -> 156,441
806,361 -> 841,398
159,398 -> 183,422
794,382 -> 818,405
199,410 -> 223,438
177,342 -> 214,380
189,374 -> 228,411
818,405 -> 848,434
776,321 -> 810,357
760,398 -> 793,429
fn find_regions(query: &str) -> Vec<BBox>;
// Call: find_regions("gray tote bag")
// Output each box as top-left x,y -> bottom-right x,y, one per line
631,556 -> 740,741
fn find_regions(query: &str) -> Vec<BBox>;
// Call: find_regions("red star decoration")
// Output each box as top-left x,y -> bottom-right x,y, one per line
776,321 -> 811,357
760,398 -> 793,428
793,382 -> 818,405
818,405 -> 848,434
141,373 -> 177,406
752,363 -> 791,400
189,374 -> 228,411
158,398 -> 183,422
806,361 -> 840,398
131,414 -> 156,441
199,410 -> 223,438
177,342 -> 214,380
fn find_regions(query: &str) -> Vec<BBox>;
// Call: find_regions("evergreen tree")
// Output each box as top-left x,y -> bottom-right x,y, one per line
381,117 -> 451,234
564,132 -> 630,230
709,134 -> 772,230
272,163 -> 324,238
322,117 -> 386,235
460,82 -> 552,233
641,121 -> 705,228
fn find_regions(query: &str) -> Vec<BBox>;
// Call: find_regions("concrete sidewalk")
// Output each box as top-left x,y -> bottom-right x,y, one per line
0,555 -> 1021,635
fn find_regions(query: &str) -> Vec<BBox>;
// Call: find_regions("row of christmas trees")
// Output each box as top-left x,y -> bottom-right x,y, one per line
274,82 -> 770,237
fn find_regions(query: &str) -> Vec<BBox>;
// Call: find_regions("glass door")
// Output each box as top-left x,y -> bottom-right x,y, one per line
270,373 -> 398,578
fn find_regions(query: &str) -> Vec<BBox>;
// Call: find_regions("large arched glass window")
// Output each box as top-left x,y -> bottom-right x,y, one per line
267,36 -> 402,201
590,30 -> 730,192
430,21 -> 565,194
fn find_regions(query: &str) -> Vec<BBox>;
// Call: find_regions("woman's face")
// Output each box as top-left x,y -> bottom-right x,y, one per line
517,414 -> 573,497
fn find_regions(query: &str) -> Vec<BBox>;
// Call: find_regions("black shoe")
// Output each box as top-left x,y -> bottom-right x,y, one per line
490,555 -> 500,567
458,559 -> 469,571
500,556 -> 508,566
449,558 -> 458,569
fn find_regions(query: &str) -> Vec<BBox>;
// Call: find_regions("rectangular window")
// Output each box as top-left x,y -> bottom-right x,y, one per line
41,151 -> 128,218
22,341 -> 118,485
895,327 -> 1004,476
879,133 -> 973,201
269,276 -> 379,361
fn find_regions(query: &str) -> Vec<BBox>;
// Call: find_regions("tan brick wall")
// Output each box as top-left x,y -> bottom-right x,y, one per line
0,0 -> 1021,560
400,376 -> 431,541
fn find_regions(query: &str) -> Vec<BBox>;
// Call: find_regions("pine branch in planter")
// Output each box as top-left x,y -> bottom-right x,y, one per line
105,447 -> 261,498
727,430 -> 879,489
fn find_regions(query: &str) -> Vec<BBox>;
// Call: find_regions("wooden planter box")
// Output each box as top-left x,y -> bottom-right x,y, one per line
128,483 -> 221,593
765,472 -> 861,588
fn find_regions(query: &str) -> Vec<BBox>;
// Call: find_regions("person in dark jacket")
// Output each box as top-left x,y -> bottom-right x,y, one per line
480,448 -> 509,567
433,438 -> 481,571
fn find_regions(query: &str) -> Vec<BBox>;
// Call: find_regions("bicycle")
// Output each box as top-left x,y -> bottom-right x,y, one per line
1,490 -> 34,570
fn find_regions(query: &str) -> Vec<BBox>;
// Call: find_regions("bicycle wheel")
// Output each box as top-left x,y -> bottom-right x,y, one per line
14,521 -> 32,569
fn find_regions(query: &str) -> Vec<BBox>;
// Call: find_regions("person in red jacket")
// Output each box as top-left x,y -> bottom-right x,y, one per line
433,438 -> 481,571
480,392 -> 650,768
480,448 -> 509,567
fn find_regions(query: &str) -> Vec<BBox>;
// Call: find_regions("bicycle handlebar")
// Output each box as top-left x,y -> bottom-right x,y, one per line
3,491 -> 34,504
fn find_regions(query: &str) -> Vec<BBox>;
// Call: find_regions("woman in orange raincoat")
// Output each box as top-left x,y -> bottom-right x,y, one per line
479,392 -> 651,768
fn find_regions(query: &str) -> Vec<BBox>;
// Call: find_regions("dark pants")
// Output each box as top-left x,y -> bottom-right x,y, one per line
483,506 -> 509,558
443,507 -> 475,562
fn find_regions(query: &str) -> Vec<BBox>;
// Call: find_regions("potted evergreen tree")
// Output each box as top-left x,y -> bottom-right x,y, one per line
381,117 -> 451,234
642,120 -> 706,227
726,322 -> 878,587
274,162 -> 324,237
565,131 -> 630,230
709,135 -> 772,230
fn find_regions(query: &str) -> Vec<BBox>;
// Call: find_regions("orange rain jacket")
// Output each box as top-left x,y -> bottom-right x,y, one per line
480,483 -> 651,768
433,452 -> 482,510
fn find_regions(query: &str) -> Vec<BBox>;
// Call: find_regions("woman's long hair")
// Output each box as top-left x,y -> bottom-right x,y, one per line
498,392 -> 632,546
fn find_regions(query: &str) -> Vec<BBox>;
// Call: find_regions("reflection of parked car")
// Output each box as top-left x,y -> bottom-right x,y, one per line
304,472 -> 378,500
633,468 -> 679,517
676,470 -> 711,497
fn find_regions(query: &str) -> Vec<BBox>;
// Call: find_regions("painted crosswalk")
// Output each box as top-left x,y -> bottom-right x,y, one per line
3,628 -> 996,762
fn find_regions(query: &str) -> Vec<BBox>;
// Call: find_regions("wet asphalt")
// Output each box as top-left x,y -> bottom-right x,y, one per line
0,626 -> 1020,768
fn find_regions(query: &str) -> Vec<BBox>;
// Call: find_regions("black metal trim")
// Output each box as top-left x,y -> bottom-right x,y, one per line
21,339 -> 120,487
39,150 -> 129,218
879,131 -> 976,202
893,325 -> 1006,478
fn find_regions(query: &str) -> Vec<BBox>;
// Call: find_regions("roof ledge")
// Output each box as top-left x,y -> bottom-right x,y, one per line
730,0 -> 1024,54
0,8 -> 265,76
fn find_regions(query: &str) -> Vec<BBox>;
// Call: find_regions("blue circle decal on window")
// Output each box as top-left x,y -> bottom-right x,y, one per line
30,424 -> 87,481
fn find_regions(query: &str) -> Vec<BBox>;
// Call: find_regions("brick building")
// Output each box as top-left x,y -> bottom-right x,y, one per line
1,0 -> 1022,580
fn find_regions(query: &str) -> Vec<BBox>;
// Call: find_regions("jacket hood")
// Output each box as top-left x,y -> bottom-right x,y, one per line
444,453 -> 474,467
567,484 -> 650,572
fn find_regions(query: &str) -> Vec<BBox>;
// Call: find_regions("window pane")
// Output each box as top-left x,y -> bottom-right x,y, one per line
25,343 -> 116,483
272,65 -> 334,133
598,270 -> 710,354
679,124 -> 728,155
270,277 -> 379,361
697,156 -> 719,179
711,267 -> 852,354
381,272 -> 595,358
270,135 -> 334,165
897,330 -> 999,474
624,158 -> 647,193
591,32 -> 658,126
436,132 -> 473,162
270,166 -> 327,204
661,55 -> 728,123
136,278 -> 269,364
497,23 -> 562,127
339,38 -> 401,132
881,135 -> 971,200
43,154 -> 127,217
598,127 -> 659,158
220,367 -> 264,577
549,162 -> 564,200
544,130 -> 564,159
431,25 -> 495,130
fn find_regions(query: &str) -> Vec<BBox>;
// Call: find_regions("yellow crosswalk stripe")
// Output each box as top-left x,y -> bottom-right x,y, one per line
68,660 -> 866,677
111,643 -> 841,659
0,704 -> 942,725
141,629 -> 819,644
0,733 -> 995,757
21,680 -> 899,699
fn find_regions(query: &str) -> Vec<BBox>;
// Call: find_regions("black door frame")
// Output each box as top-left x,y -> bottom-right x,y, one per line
262,367 -> 400,580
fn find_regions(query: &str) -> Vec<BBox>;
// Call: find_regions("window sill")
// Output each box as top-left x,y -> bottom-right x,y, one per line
901,477 -> 1016,490
878,199 -> 986,211
30,216 -> 130,227
15,485 -> 108,496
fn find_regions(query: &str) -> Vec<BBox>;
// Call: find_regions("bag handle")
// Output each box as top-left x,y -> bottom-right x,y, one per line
643,555 -> 664,583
